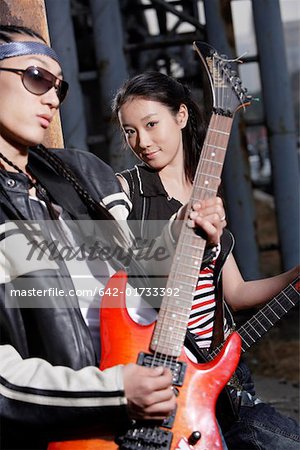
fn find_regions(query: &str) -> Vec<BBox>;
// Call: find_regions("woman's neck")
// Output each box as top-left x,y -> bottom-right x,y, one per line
158,165 -> 192,205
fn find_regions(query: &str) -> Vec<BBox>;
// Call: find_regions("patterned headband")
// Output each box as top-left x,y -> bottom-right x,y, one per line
0,41 -> 60,64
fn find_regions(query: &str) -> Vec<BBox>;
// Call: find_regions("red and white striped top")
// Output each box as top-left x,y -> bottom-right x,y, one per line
188,245 -> 229,349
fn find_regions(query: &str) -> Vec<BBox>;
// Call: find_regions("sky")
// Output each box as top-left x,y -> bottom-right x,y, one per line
232,0 -> 300,36
231,0 -> 300,92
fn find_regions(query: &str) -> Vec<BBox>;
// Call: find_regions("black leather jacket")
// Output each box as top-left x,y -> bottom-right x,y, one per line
0,147 -> 137,448
0,147 -> 233,449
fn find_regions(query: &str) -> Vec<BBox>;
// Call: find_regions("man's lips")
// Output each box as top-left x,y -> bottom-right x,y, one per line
37,115 -> 52,128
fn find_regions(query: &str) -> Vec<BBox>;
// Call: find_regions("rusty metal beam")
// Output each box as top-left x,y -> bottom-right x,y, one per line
0,0 -> 64,148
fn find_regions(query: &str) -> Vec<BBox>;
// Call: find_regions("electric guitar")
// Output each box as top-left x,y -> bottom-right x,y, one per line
48,41 -> 252,449
191,275 -> 300,431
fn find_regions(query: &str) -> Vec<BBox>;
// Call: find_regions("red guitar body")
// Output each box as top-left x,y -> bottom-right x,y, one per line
49,272 -> 241,450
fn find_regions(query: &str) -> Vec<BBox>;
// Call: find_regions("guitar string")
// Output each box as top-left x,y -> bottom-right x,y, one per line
240,283 -> 298,338
149,120 -> 213,369
150,51 -> 246,369
152,54 -> 228,368
150,53 -> 228,371
209,281 -> 299,359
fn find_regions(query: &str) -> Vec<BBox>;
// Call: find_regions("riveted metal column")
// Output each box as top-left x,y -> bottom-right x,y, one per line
203,0 -> 260,279
252,0 -> 299,270
45,0 -> 88,150
88,0 -> 135,171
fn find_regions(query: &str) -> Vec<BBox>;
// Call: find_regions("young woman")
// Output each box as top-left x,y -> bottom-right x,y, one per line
0,24 -> 229,450
113,71 -> 300,449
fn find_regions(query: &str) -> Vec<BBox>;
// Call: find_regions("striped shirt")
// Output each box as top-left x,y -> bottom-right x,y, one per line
188,245 -> 229,349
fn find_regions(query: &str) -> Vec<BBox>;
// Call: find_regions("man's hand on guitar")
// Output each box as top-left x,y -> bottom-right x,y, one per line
173,197 -> 226,245
123,364 -> 176,421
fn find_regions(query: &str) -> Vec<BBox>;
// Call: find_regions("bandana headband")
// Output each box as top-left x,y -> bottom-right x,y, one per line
0,41 -> 60,64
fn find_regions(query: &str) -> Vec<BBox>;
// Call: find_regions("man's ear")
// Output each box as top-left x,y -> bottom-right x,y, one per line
177,103 -> 189,129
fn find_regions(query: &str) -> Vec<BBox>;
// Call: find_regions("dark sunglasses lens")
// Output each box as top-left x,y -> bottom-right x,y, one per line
23,67 -> 53,96
23,67 -> 68,103
57,80 -> 69,103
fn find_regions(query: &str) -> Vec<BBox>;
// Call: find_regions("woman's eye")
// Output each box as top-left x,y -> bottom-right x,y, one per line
147,121 -> 157,128
124,129 -> 135,136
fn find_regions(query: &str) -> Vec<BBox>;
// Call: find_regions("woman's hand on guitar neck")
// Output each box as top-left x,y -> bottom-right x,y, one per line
123,363 -> 176,420
173,197 -> 226,245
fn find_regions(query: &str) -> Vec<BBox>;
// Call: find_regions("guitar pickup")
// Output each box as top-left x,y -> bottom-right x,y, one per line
137,352 -> 187,386
115,425 -> 173,449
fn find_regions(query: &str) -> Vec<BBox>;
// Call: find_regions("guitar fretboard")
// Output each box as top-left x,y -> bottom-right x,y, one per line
239,277 -> 299,352
208,276 -> 300,359
150,113 -> 233,357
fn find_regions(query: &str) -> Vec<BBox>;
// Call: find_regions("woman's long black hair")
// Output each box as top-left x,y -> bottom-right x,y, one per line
112,71 -> 207,183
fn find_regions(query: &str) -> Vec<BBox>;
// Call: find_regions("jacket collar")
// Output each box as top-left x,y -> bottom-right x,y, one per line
135,164 -> 169,198
28,147 -> 88,218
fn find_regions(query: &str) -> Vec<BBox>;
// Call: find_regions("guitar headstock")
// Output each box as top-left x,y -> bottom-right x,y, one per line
193,41 -> 251,116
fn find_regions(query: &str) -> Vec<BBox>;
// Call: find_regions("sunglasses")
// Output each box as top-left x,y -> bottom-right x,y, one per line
0,65 -> 68,103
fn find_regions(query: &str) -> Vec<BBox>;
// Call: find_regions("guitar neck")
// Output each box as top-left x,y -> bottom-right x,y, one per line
238,277 -> 299,352
151,113 -> 233,357
208,277 -> 300,360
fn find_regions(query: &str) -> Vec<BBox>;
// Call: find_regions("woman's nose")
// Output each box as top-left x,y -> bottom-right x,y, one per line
137,130 -> 152,149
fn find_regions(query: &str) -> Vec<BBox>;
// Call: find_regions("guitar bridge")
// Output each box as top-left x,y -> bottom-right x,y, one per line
137,352 -> 187,386
115,425 -> 172,450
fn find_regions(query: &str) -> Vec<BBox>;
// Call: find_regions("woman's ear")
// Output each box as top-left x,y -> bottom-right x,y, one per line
177,103 -> 189,129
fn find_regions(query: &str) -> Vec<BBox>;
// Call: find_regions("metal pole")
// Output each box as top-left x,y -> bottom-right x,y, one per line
252,0 -> 299,270
203,0 -> 261,279
45,0 -> 88,150
88,0 -> 136,171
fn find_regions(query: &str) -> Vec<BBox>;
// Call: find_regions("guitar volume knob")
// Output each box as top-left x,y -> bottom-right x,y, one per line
188,431 -> 201,445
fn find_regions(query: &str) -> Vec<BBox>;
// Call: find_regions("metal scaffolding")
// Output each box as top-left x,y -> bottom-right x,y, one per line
2,0 -> 298,278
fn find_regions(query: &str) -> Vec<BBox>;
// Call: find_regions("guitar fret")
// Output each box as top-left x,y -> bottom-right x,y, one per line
241,339 -> 251,351
155,323 -> 188,334
208,128 -> 230,135
159,311 -> 189,319
174,251 -> 204,259
210,278 -> 299,359
259,310 -> 274,326
194,173 -> 220,180
282,290 -> 297,305
192,186 -> 217,194
168,271 -> 199,280
247,322 -> 262,338
205,144 -> 226,151
250,316 -> 268,332
273,298 -> 288,313
269,308 -> 280,320
241,328 -> 256,343
175,261 -> 201,269
200,158 -> 223,165
172,263 -> 200,272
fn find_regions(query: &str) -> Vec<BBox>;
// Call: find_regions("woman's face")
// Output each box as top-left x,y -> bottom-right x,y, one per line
0,37 -> 63,151
118,97 -> 188,171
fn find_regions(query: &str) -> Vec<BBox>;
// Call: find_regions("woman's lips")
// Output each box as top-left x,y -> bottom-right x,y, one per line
143,150 -> 160,160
